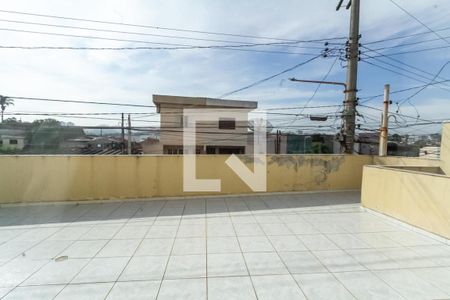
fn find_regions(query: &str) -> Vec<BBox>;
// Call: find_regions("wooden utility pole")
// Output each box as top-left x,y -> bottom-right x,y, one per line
338,0 -> 361,154
127,114 -> 132,155
379,84 -> 390,156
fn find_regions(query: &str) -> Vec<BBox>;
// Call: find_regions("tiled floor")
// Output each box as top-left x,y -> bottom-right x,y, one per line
0,191 -> 450,299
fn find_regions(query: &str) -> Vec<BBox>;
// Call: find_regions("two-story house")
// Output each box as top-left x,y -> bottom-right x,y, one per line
147,95 -> 257,154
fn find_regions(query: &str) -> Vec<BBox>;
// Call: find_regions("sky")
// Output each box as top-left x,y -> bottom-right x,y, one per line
1,0 -> 450,135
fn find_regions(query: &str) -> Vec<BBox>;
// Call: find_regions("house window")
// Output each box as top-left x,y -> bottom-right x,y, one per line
9,139 -> 18,145
219,118 -> 235,130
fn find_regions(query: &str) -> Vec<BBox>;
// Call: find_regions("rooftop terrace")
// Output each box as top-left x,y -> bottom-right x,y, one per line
1,191 -> 449,300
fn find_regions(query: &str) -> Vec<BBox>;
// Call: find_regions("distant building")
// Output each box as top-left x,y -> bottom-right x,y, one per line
141,137 -> 161,154
286,134 -> 339,154
357,133 -> 379,155
419,146 -> 440,159
357,132 -> 420,156
0,128 -> 26,151
150,95 -> 257,154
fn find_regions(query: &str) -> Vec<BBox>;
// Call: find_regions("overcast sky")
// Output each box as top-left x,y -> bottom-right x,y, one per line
1,0 -> 449,135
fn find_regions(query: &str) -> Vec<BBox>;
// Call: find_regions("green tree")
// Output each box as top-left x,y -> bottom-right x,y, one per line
390,133 -> 402,143
2,117 -> 21,125
0,96 -> 14,123
26,119 -> 84,152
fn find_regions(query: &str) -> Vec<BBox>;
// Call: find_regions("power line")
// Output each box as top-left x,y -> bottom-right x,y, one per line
0,9 -> 347,43
361,45 -> 450,85
389,0 -> 450,45
364,34 -> 450,52
360,59 -> 433,84
398,60 -> 450,105
0,44 -> 323,56
0,18 -> 327,50
219,53 -> 323,98
299,56 -> 340,115
5,95 -> 156,108
359,104 -> 434,123
0,27 -> 326,56
286,56 -> 340,127
0,10 -> 346,42
3,94 -> 343,113
364,25 -> 450,45
360,53 -> 450,94
361,53 -> 450,88
361,44 -> 450,57
359,78 -> 450,103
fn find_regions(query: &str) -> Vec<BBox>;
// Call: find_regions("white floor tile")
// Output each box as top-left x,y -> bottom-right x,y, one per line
208,253 -> 248,277
3,285 -> 64,300
135,238 -> 173,256
58,240 -> 107,258
375,269 -> 448,300
243,252 -> 288,275
113,225 -> 150,239
268,235 -> 307,252
313,250 -> 366,272
106,280 -> 160,300
238,236 -> 274,252
335,271 -> 404,300
55,283 -> 114,300
279,251 -> 328,274
172,238 -> 206,255
208,276 -> 256,300
23,258 -> 89,285
158,278 -> 206,300
96,239 -> 141,257
165,254 -> 206,279
252,274 -> 306,300
119,256 -> 168,281
207,237 -> 241,253
294,273 -> 356,300
71,257 -> 128,283
296,234 -> 339,251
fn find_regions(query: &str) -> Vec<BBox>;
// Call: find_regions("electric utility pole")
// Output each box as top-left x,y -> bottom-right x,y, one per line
121,113 -> 125,154
379,84 -> 390,156
127,114 -> 132,155
337,0 -> 361,154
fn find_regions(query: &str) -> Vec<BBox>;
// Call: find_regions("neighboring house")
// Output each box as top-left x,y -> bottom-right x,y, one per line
152,95 -> 257,154
0,128 -> 26,151
419,146 -> 440,159
141,137 -> 161,154
286,134 -> 339,154
357,133 -> 379,155
246,132 -> 288,154
357,133 -> 420,156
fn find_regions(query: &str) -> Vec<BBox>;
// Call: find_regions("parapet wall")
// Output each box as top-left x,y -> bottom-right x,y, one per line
0,154 -> 372,204
361,165 -> 450,239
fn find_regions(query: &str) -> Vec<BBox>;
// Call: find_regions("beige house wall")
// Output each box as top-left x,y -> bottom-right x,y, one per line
155,95 -> 254,154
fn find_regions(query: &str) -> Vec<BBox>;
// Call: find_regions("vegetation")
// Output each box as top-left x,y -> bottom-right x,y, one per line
0,96 -> 14,123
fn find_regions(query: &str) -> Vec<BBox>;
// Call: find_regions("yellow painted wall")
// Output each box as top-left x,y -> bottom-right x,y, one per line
361,166 -> 450,239
373,156 -> 441,167
0,154 -> 372,204
441,122 -> 450,175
